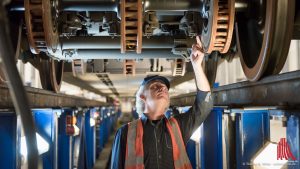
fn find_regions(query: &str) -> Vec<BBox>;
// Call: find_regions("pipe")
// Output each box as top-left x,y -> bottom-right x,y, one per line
6,1 -> 24,11
0,5 -> 39,169
235,0 -> 248,12
60,36 -> 196,49
62,0 -> 119,11
144,0 -> 202,12
9,0 -> 201,12
62,49 -> 183,59
8,0 -> 119,12
9,0 -> 247,13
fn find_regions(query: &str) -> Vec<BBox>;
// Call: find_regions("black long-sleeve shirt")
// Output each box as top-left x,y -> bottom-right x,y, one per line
110,90 -> 213,169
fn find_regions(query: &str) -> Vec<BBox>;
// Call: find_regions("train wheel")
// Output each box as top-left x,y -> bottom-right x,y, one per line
25,0 -> 59,55
201,0 -> 235,54
25,0 -> 63,92
120,0 -> 143,53
39,55 -> 64,93
236,0 -> 295,81
204,52 -> 219,87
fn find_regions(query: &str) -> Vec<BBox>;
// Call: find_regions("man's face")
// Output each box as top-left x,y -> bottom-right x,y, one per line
142,80 -> 170,110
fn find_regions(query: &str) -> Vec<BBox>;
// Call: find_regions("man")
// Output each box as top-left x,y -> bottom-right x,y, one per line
110,36 -> 213,169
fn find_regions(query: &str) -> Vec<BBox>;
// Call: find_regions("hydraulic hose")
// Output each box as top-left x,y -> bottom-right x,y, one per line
0,4 -> 39,169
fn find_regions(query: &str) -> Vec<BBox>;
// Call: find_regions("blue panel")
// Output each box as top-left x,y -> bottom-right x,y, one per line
74,112 -> 87,169
97,107 -> 116,156
104,117 -> 109,143
186,140 -> 196,169
33,109 -> 58,169
200,107 -> 223,169
103,109 -> 109,144
58,109 -> 73,169
90,108 -> 98,166
235,110 -> 269,169
0,113 -> 17,169
165,110 -> 172,118
97,108 -> 105,154
287,114 -> 300,169
85,109 -> 95,168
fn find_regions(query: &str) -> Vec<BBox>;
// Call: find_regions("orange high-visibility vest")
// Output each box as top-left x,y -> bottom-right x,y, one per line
125,117 -> 192,169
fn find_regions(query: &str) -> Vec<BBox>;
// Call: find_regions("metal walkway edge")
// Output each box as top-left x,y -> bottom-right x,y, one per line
171,70 -> 300,107
94,132 -> 116,169
0,84 -> 108,109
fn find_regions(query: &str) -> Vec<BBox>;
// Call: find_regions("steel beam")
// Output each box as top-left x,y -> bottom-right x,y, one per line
170,72 -> 195,88
62,49 -> 183,60
171,71 -> 300,107
144,0 -> 202,12
63,72 -> 109,97
60,36 -> 195,49
0,84 -> 107,109
62,0 -> 118,11
8,0 -> 119,12
9,0 -> 201,12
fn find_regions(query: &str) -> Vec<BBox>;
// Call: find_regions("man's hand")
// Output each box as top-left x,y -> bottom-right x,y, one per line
190,36 -> 211,92
191,36 -> 205,66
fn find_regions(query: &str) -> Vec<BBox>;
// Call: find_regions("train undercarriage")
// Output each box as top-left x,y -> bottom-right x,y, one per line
1,0 -> 300,92
0,1 -> 300,168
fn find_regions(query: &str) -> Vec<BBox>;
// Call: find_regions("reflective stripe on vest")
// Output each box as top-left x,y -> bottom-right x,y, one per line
166,117 -> 192,169
125,118 -> 192,169
125,119 -> 144,169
